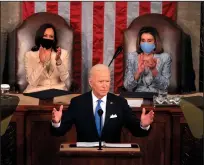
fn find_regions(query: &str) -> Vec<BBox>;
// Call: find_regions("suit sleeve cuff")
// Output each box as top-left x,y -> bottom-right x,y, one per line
51,120 -> 61,128
140,123 -> 150,130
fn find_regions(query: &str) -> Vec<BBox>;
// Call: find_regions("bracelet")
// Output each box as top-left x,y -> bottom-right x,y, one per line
151,68 -> 158,77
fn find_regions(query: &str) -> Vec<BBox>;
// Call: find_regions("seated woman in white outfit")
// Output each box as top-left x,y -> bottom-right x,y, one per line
23,23 -> 71,93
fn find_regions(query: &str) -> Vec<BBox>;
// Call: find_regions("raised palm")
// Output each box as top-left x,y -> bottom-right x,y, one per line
52,105 -> 63,123
140,108 -> 154,127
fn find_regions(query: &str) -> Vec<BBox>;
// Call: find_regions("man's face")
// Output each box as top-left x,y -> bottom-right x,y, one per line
89,69 -> 110,99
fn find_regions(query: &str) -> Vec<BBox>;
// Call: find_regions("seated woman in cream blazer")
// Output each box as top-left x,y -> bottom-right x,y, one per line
23,23 -> 71,93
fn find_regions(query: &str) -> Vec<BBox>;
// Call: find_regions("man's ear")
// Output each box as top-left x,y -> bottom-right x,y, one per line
88,78 -> 92,88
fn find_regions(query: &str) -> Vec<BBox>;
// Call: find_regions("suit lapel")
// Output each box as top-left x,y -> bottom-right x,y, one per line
42,51 -> 55,78
86,91 -> 99,135
86,91 -> 94,121
47,51 -> 55,77
35,51 -> 49,78
103,93 -> 115,128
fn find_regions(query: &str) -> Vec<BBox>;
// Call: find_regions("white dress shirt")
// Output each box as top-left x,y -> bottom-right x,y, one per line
91,91 -> 107,127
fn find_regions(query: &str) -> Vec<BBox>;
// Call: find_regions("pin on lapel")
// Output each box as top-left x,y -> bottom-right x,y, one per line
110,102 -> 114,104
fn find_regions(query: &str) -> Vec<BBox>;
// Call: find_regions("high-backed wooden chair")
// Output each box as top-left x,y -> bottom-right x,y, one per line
7,12 -> 78,92
123,13 -> 196,94
0,29 -> 8,84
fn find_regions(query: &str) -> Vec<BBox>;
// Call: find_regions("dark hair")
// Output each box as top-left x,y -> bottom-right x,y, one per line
31,23 -> 58,52
136,26 -> 163,54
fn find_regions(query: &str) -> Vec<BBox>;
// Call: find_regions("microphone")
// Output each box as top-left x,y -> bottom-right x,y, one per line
97,109 -> 103,117
97,109 -> 103,150
108,46 -> 123,67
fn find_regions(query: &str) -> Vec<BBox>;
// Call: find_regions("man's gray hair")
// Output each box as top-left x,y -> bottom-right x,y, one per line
88,64 -> 110,79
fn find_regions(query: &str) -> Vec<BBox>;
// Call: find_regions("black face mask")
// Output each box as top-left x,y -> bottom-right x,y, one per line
40,38 -> 54,49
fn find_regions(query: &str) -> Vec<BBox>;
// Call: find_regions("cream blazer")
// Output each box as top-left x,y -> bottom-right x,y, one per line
23,49 -> 71,93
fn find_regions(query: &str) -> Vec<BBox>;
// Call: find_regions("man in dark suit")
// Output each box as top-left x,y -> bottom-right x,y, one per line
51,64 -> 154,142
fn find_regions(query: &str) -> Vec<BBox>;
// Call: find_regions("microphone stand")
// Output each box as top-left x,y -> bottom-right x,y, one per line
108,58 -> 114,67
108,46 -> 123,67
97,109 -> 103,150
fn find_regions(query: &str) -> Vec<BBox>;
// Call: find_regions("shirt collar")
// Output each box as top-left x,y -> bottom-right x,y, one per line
91,91 -> 107,104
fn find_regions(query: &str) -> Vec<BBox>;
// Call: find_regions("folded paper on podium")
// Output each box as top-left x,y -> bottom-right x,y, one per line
0,95 -> 20,136
60,143 -> 140,152
75,142 -> 135,148
179,96 -> 204,139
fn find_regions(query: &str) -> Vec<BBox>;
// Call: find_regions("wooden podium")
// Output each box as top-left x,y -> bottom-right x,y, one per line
59,143 -> 142,165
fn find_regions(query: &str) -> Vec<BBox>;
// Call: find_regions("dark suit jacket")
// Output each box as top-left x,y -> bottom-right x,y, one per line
51,91 -> 151,142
